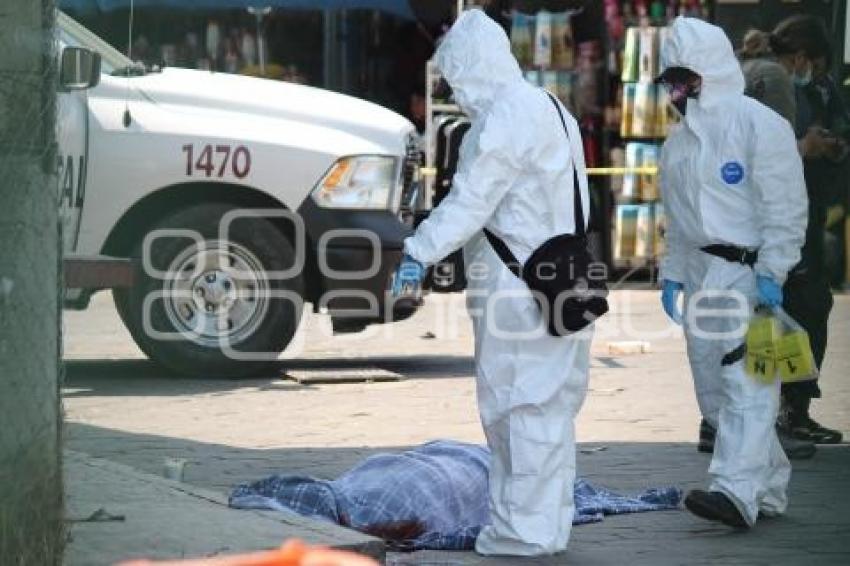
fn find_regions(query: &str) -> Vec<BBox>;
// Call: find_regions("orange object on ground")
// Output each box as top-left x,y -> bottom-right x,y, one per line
117,540 -> 379,566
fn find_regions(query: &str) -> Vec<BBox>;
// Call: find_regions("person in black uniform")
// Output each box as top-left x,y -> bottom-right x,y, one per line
781,33 -> 848,445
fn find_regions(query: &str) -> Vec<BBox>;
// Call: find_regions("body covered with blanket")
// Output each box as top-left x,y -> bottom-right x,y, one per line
229,440 -> 681,551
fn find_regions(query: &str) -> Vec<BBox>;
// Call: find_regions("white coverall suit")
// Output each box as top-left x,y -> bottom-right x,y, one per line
403,10 -> 593,556
658,18 -> 808,526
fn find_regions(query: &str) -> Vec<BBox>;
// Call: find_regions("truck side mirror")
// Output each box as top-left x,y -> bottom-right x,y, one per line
60,47 -> 101,91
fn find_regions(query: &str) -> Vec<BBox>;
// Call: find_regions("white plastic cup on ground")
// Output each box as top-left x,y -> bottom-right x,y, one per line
163,457 -> 187,481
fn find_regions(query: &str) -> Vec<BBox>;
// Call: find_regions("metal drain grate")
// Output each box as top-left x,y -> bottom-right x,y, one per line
283,367 -> 405,385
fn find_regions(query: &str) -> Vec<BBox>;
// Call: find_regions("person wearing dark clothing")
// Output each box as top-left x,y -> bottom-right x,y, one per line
386,21 -> 438,128
782,61 -> 848,445
738,29 -> 797,126
734,16 -> 843,446
737,22 -> 836,156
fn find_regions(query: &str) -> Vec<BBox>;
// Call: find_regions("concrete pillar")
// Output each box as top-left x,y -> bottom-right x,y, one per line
0,0 -> 63,564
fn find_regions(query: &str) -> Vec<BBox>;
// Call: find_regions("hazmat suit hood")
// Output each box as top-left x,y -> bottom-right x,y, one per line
660,17 -> 745,108
434,9 -> 523,118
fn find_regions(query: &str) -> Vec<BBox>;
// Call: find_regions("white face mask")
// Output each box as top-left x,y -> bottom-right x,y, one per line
793,59 -> 813,87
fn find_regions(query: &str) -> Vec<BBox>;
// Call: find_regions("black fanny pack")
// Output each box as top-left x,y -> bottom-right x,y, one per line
484,92 -> 609,337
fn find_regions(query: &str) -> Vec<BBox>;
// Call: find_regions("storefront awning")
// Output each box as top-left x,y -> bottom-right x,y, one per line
59,0 -> 414,19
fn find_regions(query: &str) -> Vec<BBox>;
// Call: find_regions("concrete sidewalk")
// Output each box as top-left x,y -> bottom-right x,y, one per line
388,443 -> 850,565
63,439 -> 850,566
63,451 -> 383,565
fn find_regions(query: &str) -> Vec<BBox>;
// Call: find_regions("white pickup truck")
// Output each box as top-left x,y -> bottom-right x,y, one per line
57,11 -> 422,377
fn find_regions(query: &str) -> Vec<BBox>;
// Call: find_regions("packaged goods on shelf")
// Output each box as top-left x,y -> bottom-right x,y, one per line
610,147 -> 626,194
638,144 -> 660,201
614,204 -> 639,261
634,204 -> 654,258
541,70 -> 558,96
615,203 -> 657,262
621,83 -> 636,138
622,143 -> 642,201
632,84 -> 657,138
638,27 -> 659,83
655,86 -> 670,136
533,10 -> 553,68
555,71 -> 575,112
622,142 -> 660,201
621,26 -> 667,84
551,11 -> 575,70
621,27 -> 639,82
510,11 -> 535,68
655,29 -> 672,133
658,26 -> 671,59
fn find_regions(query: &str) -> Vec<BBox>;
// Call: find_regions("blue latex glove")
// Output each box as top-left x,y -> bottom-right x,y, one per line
391,254 -> 425,297
661,279 -> 684,325
756,275 -> 783,307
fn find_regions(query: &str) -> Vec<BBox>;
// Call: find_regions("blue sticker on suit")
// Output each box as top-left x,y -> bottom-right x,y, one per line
721,161 -> 744,184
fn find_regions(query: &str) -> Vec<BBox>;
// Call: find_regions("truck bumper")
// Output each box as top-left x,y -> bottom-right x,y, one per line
297,199 -> 422,324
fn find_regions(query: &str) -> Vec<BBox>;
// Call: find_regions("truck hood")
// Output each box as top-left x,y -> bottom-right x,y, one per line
133,67 -> 413,154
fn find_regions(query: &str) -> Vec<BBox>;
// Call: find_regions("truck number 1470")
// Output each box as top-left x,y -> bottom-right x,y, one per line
182,144 -> 251,179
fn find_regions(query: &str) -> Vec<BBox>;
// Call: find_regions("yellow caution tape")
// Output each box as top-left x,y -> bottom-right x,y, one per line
587,166 -> 659,176
420,166 -> 658,178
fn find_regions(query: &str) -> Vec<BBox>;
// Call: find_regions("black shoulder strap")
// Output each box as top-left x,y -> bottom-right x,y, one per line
483,228 -> 521,277
544,91 -> 586,238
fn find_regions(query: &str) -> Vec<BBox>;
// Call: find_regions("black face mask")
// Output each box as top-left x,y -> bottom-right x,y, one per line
666,81 -> 701,116
658,67 -> 702,116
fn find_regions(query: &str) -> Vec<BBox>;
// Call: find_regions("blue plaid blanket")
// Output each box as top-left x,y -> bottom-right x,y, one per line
229,440 -> 681,551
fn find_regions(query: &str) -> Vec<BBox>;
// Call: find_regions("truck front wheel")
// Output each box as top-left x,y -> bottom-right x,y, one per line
114,203 -> 304,378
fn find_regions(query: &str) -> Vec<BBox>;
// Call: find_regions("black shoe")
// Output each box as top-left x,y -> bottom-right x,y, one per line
776,426 -> 817,459
788,417 -> 843,445
698,419 -> 816,460
779,394 -> 840,445
684,490 -> 749,528
698,419 -> 715,453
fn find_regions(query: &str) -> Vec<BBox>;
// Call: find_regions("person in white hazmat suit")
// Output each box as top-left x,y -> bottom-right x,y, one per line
656,18 -> 808,528
392,9 -> 593,556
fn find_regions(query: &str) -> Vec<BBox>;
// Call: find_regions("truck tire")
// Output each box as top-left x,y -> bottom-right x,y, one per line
113,203 -> 304,378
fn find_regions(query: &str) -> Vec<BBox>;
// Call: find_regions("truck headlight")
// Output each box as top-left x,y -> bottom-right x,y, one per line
312,156 -> 399,210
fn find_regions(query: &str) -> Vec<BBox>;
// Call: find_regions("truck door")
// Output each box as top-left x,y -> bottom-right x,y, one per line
57,38 -> 95,252
57,87 -> 88,252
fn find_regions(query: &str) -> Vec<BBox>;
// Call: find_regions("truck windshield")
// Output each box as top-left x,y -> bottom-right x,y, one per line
58,10 -> 133,75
